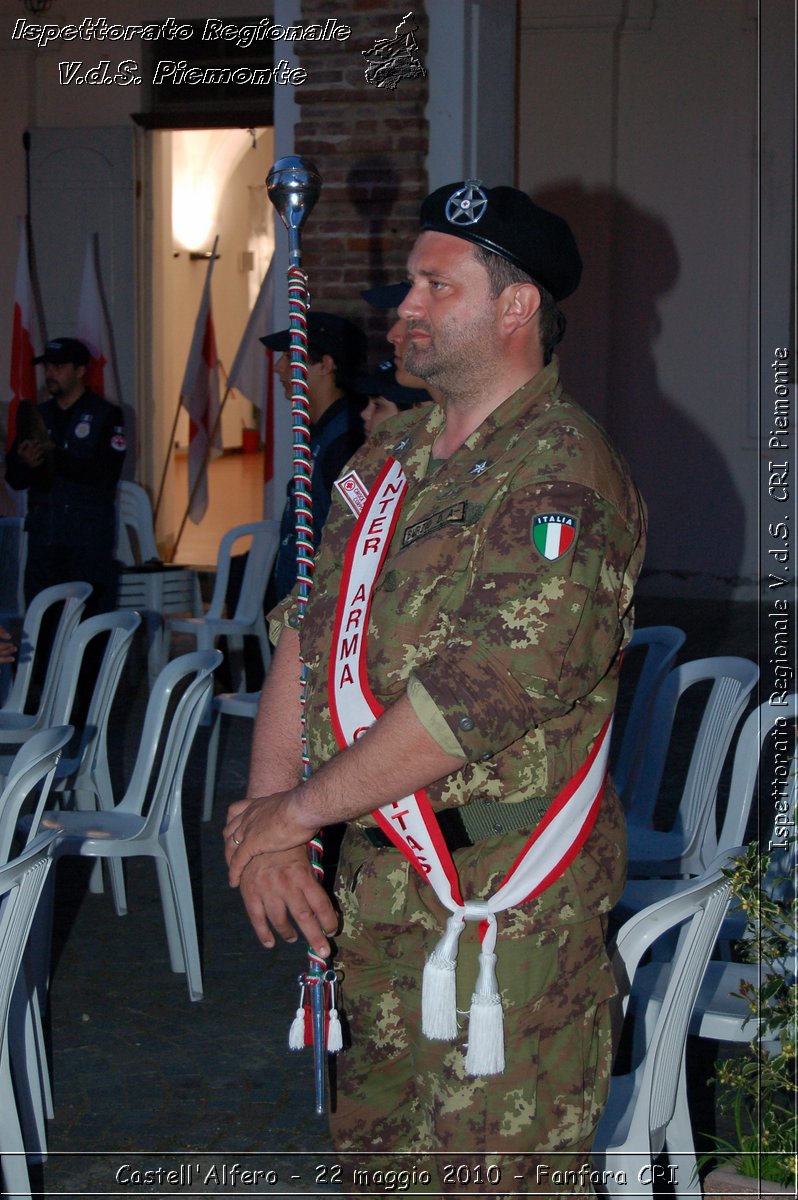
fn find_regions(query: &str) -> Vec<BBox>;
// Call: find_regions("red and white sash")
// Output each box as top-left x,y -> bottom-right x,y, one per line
328,458 -> 613,1075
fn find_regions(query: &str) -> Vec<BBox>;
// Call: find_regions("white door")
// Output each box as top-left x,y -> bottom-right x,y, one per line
28,126 -> 138,477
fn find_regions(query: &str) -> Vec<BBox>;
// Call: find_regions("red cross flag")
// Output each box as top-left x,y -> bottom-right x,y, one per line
226,258 -> 276,516
7,218 -> 46,447
180,241 -> 222,524
77,233 -> 122,404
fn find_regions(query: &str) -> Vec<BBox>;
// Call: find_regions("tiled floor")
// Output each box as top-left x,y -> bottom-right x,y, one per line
20,596 -> 762,1197
171,451 -> 267,571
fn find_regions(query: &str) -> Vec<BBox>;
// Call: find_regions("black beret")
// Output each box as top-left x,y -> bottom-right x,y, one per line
419,180 -> 582,301
33,337 -> 91,366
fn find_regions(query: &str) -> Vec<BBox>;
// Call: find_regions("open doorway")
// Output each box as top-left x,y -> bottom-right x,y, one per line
149,125 -> 274,567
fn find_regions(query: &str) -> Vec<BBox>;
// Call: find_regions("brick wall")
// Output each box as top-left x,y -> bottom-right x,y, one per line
292,1 -> 429,358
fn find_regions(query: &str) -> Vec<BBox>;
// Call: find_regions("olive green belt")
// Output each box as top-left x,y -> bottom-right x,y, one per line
358,794 -> 552,852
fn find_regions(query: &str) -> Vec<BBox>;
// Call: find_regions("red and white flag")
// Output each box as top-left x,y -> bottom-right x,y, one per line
7,218 -> 46,447
77,232 -> 122,404
259,347 -> 276,518
180,240 -> 221,524
226,258 -> 276,516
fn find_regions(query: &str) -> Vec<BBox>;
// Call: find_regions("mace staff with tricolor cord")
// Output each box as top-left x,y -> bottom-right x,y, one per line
266,156 -> 340,1116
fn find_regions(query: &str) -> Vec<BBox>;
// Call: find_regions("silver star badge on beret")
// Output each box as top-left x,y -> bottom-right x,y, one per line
446,180 -> 488,226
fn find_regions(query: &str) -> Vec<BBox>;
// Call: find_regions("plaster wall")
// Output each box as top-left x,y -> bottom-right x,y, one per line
518,0 -> 794,597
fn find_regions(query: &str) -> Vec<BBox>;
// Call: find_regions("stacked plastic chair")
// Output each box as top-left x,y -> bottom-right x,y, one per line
37,650 -> 221,1001
593,849 -> 743,1198
0,832 -> 62,1200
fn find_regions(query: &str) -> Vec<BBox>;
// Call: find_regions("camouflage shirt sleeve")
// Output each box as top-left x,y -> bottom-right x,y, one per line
268,594 -> 300,646
409,478 -> 641,763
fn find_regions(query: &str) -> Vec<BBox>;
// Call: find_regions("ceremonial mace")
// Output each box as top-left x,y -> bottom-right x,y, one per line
267,157 -> 340,1116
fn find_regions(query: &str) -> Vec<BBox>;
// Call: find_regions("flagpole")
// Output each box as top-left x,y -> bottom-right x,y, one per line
23,132 -> 33,266
162,238 -> 220,551
152,396 -> 184,524
154,242 -> 222,525
266,156 -> 330,1116
167,362 -> 232,563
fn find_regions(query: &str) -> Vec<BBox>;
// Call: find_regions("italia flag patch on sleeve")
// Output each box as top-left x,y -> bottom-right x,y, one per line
532,513 -> 578,561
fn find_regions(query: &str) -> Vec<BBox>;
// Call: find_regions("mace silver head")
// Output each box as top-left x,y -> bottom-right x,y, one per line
266,157 -> 322,256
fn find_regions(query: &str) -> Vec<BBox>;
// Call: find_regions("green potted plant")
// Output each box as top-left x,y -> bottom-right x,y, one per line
702,836 -> 796,1197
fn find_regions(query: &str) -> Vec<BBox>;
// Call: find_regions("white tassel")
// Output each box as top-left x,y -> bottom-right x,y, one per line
422,912 -> 465,1040
326,975 -> 343,1052
465,916 -> 504,1075
465,983 -> 505,1075
327,1006 -> 343,1052
288,1006 -> 306,1050
288,981 -> 306,1050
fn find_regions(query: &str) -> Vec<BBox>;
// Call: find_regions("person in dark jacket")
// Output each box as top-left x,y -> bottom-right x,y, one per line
261,312 -> 366,610
5,337 -> 126,614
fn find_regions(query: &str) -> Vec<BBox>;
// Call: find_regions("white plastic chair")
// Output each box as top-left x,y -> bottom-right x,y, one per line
0,831 -> 60,1200
0,582 -> 92,748
115,482 -> 202,688
38,650 -> 222,1002
0,611 -> 140,792
625,657 -> 758,878
631,701 -> 797,1050
167,521 -> 279,695
621,695 -> 798,920
0,728 -> 72,1167
115,481 -> 163,565
592,851 -> 741,1198
203,690 -> 260,821
0,727 -> 73,866
0,610 -> 142,900
611,626 -> 686,802
42,611 -> 142,811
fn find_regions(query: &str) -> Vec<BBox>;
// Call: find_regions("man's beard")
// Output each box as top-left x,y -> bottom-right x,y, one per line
402,327 -> 435,380
404,310 -> 498,399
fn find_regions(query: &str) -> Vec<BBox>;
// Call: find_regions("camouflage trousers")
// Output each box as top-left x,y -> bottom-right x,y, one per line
328,832 -> 618,1198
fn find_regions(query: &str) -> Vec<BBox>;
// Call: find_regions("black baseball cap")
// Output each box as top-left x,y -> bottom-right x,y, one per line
260,311 -> 366,374
361,282 -> 411,309
350,361 -> 429,410
33,337 -> 90,366
419,180 -> 582,301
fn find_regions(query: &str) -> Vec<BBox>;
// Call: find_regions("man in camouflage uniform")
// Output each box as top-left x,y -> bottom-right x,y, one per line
226,182 -> 647,1195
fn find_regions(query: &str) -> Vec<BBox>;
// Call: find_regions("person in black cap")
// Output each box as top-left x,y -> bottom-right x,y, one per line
6,337 -> 126,614
350,359 -> 430,438
260,311 -> 366,609
227,182 -> 647,1193
362,280 -> 444,404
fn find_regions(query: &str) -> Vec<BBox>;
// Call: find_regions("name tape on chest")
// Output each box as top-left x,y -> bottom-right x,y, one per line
402,501 -> 467,548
